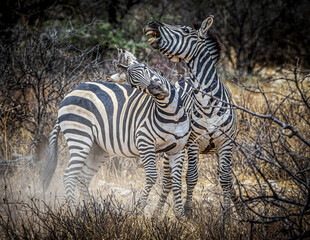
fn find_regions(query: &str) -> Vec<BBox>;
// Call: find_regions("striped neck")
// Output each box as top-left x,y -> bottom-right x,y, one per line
154,86 -> 183,115
186,43 -> 220,92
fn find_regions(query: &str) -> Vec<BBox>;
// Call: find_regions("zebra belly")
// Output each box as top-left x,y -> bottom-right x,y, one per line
190,107 -> 235,154
154,132 -> 189,155
142,108 -> 190,155
189,130 -> 216,154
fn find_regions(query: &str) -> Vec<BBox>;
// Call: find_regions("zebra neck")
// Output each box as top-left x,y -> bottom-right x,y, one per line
154,87 -> 184,115
177,80 -> 195,114
185,46 -> 235,122
187,45 -> 221,92
185,46 -> 234,122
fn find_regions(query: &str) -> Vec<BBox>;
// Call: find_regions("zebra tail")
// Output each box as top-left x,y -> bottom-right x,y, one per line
41,121 -> 60,192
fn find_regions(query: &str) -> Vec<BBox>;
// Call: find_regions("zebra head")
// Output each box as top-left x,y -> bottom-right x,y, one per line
126,63 -> 169,99
144,16 -> 215,63
117,48 -> 138,66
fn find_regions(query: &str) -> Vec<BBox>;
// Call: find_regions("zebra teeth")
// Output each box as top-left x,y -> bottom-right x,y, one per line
146,30 -> 160,38
146,30 -> 160,44
148,37 -> 156,44
145,29 -> 161,48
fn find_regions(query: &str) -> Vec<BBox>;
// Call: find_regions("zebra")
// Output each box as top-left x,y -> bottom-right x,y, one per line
144,16 -> 245,218
41,50 -> 191,217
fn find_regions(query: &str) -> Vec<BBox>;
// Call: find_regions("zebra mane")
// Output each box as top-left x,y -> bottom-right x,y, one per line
193,21 -> 221,64
205,30 -> 221,65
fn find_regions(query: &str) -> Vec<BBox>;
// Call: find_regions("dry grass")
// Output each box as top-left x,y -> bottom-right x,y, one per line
0,173 -> 298,240
1,61 -> 309,239
0,187 -> 279,240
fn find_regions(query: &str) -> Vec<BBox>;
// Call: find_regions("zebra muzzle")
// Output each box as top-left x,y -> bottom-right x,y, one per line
144,23 -> 161,48
146,30 -> 160,44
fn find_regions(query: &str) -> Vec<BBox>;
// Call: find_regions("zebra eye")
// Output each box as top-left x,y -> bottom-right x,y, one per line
182,27 -> 190,34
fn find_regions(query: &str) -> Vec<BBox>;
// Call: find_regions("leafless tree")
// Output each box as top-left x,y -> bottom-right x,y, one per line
0,26 -> 110,162
230,61 -> 310,239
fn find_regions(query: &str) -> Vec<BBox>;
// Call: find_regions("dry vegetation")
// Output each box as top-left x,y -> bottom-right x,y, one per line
0,1 -> 309,238
0,56 -> 309,239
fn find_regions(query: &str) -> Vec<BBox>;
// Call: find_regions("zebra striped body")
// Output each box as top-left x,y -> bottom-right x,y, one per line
144,16 -> 244,218
42,59 -> 190,217
59,82 -> 187,156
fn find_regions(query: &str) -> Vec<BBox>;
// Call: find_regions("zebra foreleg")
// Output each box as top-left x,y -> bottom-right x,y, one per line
184,143 -> 199,217
218,140 -> 246,222
218,142 -> 233,222
169,150 -> 185,218
154,151 -> 185,218
136,140 -> 157,212
154,153 -> 172,216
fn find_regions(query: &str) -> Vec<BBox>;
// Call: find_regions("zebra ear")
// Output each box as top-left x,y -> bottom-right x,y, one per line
199,15 -> 214,36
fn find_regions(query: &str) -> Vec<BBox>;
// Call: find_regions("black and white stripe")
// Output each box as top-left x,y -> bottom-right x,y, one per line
42,55 -> 190,217
145,16 -> 244,217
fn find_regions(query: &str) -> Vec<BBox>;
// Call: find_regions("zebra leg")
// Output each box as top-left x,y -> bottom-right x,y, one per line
154,151 -> 185,218
218,140 -> 243,222
77,147 -> 107,201
63,160 -> 85,204
136,140 -> 157,211
184,142 -> 199,217
169,150 -> 185,218
217,141 -> 232,220
63,140 -> 93,205
154,153 -> 172,216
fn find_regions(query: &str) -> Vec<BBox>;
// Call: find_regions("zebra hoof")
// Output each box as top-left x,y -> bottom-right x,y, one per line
134,207 -> 145,216
184,203 -> 193,218
153,207 -> 163,218
174,207 -> 186,220
223,208 -> 233,225
151,213 -> 160,222
178,213 -> 186,220
184,208 -> 193,218
235,204 -> 248,221
135,200 -> 147,215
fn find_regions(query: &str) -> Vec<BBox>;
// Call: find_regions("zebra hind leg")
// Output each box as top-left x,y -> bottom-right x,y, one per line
77,144 -> 107,202
63,139 -> 94,205
218,141 -> 246,223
